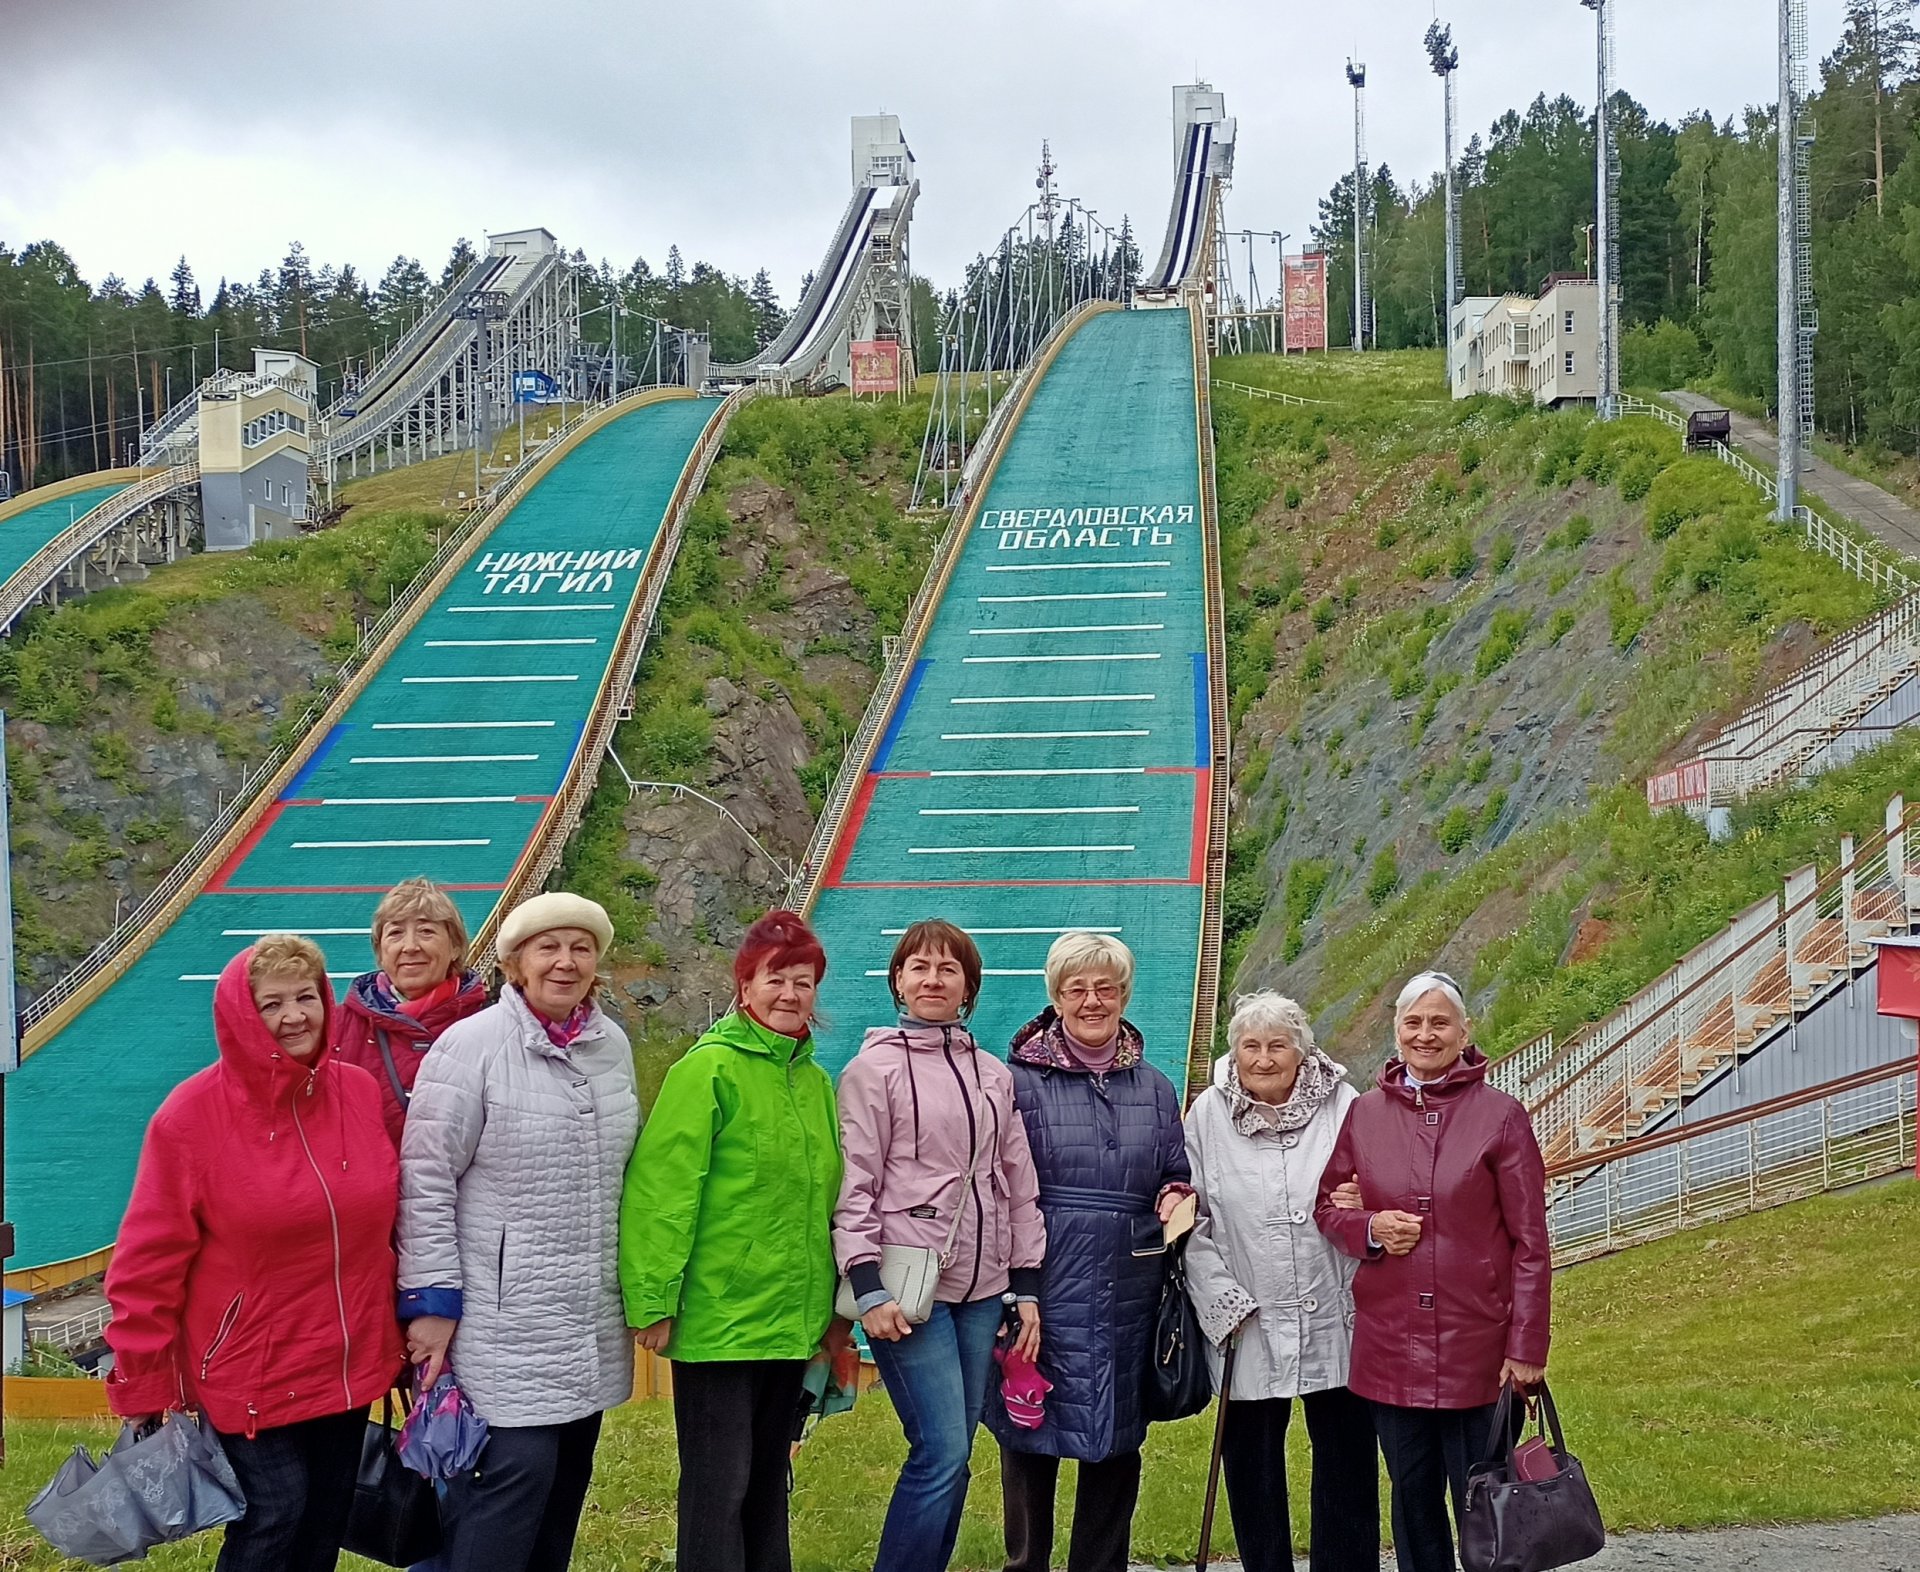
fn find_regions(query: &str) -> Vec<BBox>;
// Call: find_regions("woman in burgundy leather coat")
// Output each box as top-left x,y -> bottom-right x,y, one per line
1315,972 -> 1550,1572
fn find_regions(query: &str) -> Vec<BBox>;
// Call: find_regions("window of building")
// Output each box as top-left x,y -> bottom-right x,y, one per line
1564,350 -> 1576,376
1565,310 -> 1575,334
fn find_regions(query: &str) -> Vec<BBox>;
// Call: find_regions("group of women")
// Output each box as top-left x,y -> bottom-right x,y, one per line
103,884 -> 1550,1572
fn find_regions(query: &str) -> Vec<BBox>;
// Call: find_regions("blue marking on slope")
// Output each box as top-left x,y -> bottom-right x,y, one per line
872,659 -> 931,773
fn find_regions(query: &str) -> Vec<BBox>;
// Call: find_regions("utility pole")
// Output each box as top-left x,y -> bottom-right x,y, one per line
1582,0 -> 1620,418
1346,60 -> 1370,352
1427,22 -> 1462,391
1776,0 -> 1815,519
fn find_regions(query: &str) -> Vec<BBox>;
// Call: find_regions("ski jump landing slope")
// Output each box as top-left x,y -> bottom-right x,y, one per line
806,306 -> 1221,1088
7,393 -> 723,1272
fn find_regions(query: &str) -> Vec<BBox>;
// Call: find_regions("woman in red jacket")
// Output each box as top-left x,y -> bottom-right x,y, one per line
106,935 -> 404,1572
330,876 -> 490,1147
1315,971 -> 1550,1572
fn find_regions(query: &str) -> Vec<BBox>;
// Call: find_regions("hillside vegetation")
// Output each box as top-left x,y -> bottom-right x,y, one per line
556,393 -> 941,1097
1212,350 -> 1894,1065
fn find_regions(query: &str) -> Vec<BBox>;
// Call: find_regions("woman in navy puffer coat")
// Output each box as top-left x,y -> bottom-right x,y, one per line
987,932 -> 1191,1572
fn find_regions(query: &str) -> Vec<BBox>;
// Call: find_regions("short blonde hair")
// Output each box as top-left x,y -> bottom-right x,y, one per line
1225,989 -> 1314,1053
248,933 -> 328,990
369,877 -> 469,970
1045,931 -> 1135,1008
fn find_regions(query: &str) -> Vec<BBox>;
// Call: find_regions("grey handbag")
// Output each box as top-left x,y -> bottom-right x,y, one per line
835,1117 -> 983,1325
28,1412 -> 247,1565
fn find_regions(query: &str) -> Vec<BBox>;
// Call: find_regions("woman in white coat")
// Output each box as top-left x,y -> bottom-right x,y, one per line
1184,991 -> 1381,1572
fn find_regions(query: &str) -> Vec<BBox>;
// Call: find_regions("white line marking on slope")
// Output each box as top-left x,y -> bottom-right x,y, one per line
968,624 -> 1165,636
928,768 -> 1148,777
949,694 -> 1154,706
907,844 -> 1136,855
402,674 -> 578,684
371,721 -> 556,730
182,972 -> 360,981
977,592 -> 1167,603
425,638 -> 598,648
222,927 -> 370,936
983,562 -> 1172,573
320,795 -> 519,805
867,967 -> 1046,977
444,604 -> 618,612
963,653 -> 1162,664
349,754 -> 539,765
918,807 -> 1140,817
940,730 -> 1148,741
290,838 -> 491,849
880,926 -> 1122,936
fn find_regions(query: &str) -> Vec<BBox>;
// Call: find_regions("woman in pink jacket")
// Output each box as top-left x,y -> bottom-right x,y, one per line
833,918 -> 1046,1572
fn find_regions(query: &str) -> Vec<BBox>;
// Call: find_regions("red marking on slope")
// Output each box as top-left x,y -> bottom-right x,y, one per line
1188,768 -> 1210,883
822,774 -> 881,889
205,803 -> 289,892
872,771 -> 933,781
212,881 -> 508,897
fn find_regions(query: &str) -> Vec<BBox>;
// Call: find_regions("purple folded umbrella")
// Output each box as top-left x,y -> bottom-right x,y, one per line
398,1370 -> 489,1480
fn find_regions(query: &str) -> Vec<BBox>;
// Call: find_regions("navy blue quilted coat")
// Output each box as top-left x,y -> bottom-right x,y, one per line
987,1009 -> 1191,1461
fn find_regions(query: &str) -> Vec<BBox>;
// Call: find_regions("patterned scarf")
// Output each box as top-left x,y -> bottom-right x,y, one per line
1223,1047 -> 1347,1136
370,971 -> 463,1019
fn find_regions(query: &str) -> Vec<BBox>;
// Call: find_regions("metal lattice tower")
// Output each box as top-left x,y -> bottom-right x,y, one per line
1347,60 -> 1370,352
1583,0 -> 1620,418
1427,23 -> 1462,388
1791,0 -> 1816,485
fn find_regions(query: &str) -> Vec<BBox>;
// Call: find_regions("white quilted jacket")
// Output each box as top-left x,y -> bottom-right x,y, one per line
398,988 -> 640,1426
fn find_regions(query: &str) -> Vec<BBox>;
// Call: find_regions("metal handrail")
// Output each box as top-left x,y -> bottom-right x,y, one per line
0,465 -> 198,637
326,255 -> 487,419
787,300 -> 1120,912
1524,800 -> 1916,1141
1208,377 -> 1326,407
18,389 -> 651,1049
1185,296 -> 1233,1102
467,387 -> 754,971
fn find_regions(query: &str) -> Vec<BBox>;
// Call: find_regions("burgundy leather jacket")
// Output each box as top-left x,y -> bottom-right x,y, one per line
1315,1046 -> 1550,1410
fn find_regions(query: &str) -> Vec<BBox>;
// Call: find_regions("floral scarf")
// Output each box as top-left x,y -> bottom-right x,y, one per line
1223,1047 -> 1347,1136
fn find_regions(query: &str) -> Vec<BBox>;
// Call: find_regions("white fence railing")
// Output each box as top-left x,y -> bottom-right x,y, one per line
1209,378 -> 1325,407
33,1302 -> 113,1351
1545,1061 -> 1916,1264
19,392 -> 630,1043
1498,796 -> 1917,1162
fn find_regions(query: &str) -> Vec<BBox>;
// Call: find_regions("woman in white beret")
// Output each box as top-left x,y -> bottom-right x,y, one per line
396,891 -> 641,1572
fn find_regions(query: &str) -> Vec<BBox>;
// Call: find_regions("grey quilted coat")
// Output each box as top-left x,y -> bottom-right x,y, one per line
397,987 -> 641,1426
1183,1057 -> 1359,1401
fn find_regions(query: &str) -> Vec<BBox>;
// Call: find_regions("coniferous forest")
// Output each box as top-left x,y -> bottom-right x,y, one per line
6,2 -> 1920,488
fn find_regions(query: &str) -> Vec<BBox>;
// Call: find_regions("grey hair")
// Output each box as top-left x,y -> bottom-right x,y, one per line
1044,931 -> 1135,1007
1224,989 -> 1314,1054
1394,970 -> 1468,1026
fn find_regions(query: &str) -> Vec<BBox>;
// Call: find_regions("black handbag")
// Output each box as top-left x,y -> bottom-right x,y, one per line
343,1391 -> 442,1567
1142,1237 -> 1213,1423
1460,1381 -> 1606,1572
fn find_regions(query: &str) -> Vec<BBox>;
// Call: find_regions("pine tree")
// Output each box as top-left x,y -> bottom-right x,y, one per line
1828,1 -> 1920,214
665,246 -> 686,291
747,268 -> 784,348
167,256 -> 200,317
441,237 -> 478,288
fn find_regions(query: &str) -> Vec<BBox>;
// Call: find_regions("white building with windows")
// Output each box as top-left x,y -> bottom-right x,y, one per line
1450,274 -> 1598,408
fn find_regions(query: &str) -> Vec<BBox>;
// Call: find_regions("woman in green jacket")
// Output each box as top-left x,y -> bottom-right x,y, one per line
621,909 -> 844,1572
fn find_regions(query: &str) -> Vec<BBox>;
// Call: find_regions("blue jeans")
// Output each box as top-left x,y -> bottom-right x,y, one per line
869,1296 -> 1005,1572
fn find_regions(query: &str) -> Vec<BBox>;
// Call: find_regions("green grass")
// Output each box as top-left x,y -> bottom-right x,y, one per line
3,1182 -> 1914,1568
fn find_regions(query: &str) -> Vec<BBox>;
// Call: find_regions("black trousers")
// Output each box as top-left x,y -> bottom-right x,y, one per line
214,1406 -> 367,1572
1370,1400 -> 1507,1572
439,1410 -> 605,1572
1000,1444 -> 1142,1572
672,1358 -> 808,1572
1221,1387 -> 1381,1572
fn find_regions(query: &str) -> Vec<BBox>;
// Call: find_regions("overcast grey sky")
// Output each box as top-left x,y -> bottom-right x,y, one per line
1,0 -> 1844,309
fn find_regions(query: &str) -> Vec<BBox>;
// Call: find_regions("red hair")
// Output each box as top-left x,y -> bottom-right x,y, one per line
732,910 -> 828,997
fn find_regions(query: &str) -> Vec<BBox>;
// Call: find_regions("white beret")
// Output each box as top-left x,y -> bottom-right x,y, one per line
496,892 -> 614,958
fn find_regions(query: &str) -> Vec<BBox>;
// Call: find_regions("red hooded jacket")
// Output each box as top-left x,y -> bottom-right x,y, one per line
105,949 -> 404,1435
329,968 -> 490,1147
1314,1047 -> 1551,1410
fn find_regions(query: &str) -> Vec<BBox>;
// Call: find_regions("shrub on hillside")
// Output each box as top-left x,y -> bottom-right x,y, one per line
1644,457 -> 1754,540
1474,609 -> 1531,678
1621,318 -> 1706,389
1437,805 -> 1474,853
1366,847 -> 1401,906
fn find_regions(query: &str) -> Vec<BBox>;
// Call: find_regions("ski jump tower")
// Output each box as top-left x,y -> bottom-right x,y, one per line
1141,84 -> 1236,303
710,116 -> 919,390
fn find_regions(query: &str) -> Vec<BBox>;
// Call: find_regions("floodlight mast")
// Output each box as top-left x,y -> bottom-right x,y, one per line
1581,0 -> 1619,419
1426,22 -> 1461,392
1346,60 -> 1369,352
1777,0 -> 1814,519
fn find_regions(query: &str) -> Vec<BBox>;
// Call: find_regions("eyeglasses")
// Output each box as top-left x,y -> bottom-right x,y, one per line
1060,982 -> 1120,1004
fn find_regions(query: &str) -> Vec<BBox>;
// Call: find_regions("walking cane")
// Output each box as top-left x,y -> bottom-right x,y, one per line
1196,1331 -> 1239,1572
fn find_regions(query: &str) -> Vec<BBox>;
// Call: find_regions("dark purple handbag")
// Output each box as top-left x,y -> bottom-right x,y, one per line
1459,1381 -> 1606,1572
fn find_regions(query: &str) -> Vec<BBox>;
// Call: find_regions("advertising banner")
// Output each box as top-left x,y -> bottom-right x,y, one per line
851,340 -> 901,395
1283,253 -> 1329,352
1645,758 -> 1710,811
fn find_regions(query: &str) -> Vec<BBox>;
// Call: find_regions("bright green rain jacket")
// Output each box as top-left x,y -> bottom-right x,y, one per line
619,1010 -> 842,1361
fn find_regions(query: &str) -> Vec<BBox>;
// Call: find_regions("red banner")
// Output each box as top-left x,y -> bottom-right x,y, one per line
1283,253 -> 1328,352
1874,939 -> 1920,1018
851,340 -> 901,394
1645,758 -> 1710,810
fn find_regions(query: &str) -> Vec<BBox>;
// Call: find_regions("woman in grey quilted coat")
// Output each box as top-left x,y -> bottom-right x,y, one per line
396,892 -> 641,1572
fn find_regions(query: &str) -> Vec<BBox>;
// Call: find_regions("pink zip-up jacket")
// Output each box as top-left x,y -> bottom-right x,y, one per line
833,1020 -> 1047,1305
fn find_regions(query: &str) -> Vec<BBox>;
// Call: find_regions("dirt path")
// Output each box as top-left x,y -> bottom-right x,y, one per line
1664,389 -> 1920,559
1135,1512 -> 1920,1571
